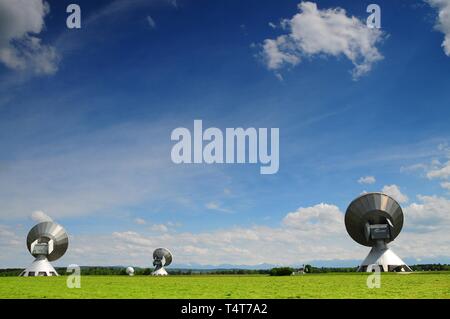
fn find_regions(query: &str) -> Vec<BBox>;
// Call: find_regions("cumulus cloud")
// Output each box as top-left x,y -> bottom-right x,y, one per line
31,210 -> 53,223
427,160 -> 450,179
0,0 -> 59,74
392,195 -> 450,259
84,195 -> 449,266
3,193 -> 450,267
427,0 -> 450,56
358,176 -> 376,184
36,202 -> 350,267
104,203 -> 347,266
112,231 -> 155,247
441,181 -> 450,191
282,203 -> 343,233
0,224 -> 22,250
382,184 -> 409,203
182,245 -> 209,255
150,224 -> 168,233
401,142 -> 450,180
405,195 -> 450,228
260,1 -> 384,79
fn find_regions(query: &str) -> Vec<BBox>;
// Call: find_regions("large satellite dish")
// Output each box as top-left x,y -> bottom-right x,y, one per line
152,248 -> 172,276
345,193 -> 411,272
19,221 -> 69,277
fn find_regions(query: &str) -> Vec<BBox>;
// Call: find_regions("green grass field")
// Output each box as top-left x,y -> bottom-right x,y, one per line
0,272 -> 449,299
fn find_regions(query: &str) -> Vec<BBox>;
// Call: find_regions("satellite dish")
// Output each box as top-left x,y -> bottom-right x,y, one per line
20,221 -> 69,277
126,266 -> 135,276
152,248 -> 172,276
345,192 -> 411,272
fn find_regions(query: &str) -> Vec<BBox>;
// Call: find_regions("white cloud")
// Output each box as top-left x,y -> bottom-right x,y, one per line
112,231 -> 155,247
0,224 -> 27,267
206,202 -> 219,209
427,160 -> 450,179
282,203 -> 343,233
382,184 -> 409,203
400,143 -> 450,179
0,0 -> 59,74
101,203 -> 354,266
441,181 -> 450,191
2,193 -> 450,267
261,1 -> 384,79
146,15 -> 156,29
150,224 -> 168,233
358,175 -> 376,184
205,201 -> 231,213
427,0 -> 450,56
182,245 -> 209,255
134,218 -> 146,225
31,210 -> 53,223
262,35 -> 300,70
0,224 -> 19,242
81,196 -> 449,266
400,163 -> 428,173
405,195 -> 450,230
167,221 -> 182,228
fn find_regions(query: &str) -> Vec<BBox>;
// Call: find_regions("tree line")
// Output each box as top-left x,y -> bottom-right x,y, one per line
1,264 -> 449,276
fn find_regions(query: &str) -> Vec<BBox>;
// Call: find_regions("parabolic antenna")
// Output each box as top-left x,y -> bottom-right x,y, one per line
20,221 -> 69,277
126,266 -> 135,276
345,193 -> 411,272
152,247 -> 172,276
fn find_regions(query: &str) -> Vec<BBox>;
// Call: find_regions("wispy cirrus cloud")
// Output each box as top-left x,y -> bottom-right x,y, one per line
205,201 -> 231,213
400,143 -> 450,191
146,15 -> 156,29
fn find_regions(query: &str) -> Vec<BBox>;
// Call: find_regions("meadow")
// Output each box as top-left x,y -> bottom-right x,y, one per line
0,272 -> 449,299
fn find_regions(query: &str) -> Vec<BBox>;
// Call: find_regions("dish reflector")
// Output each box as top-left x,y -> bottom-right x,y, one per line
153,247 -> 172,266
26,221 -> 69,261
152,247 -> 172,276
345,192 -> 404,247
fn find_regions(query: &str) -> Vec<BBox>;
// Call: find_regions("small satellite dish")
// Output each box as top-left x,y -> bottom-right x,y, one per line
126,266 -> 135,276
19,221 -> 69,277
152,248 -> 172,276
345,192 -> 411,272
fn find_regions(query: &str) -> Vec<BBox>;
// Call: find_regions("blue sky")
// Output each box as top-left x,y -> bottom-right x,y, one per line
0,0 -> 450,268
